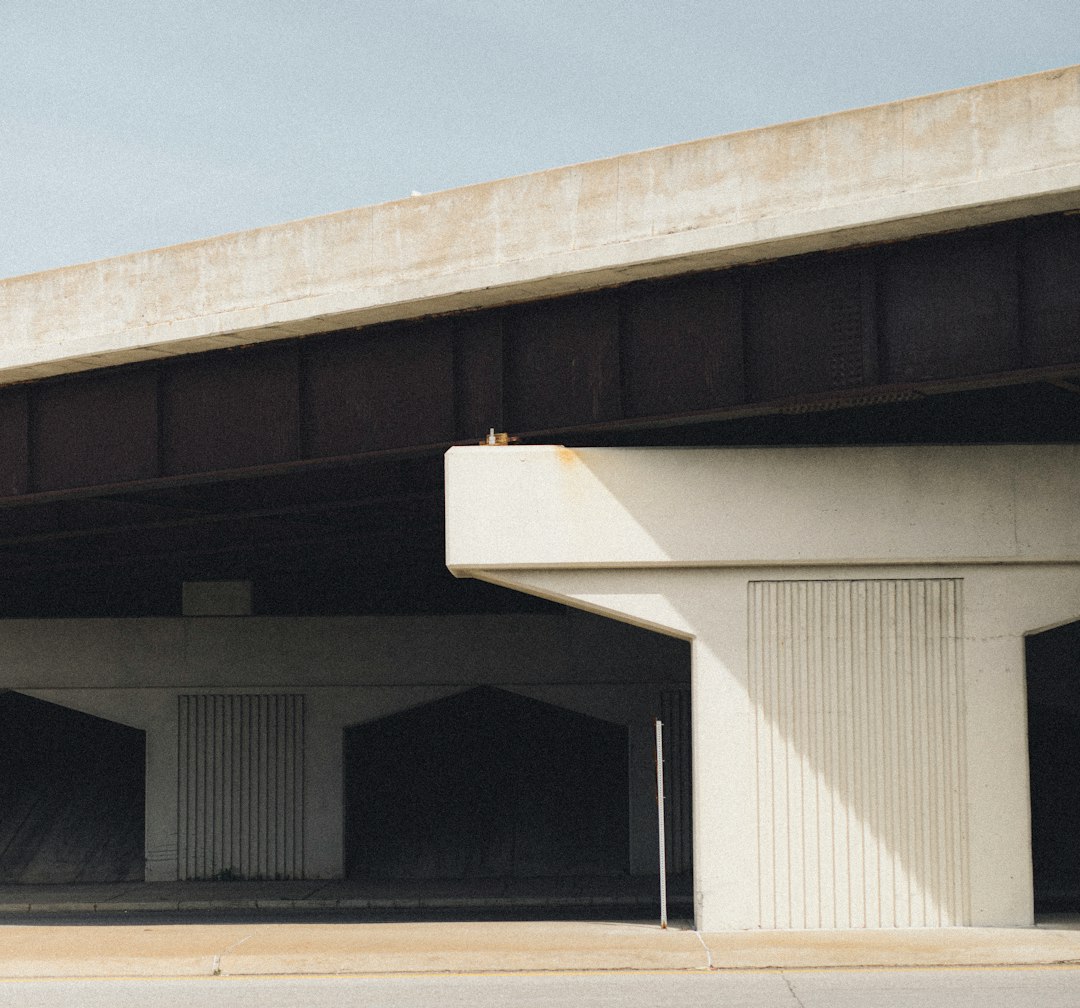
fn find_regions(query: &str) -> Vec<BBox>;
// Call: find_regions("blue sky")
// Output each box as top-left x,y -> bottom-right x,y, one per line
1,1 -> 1076,277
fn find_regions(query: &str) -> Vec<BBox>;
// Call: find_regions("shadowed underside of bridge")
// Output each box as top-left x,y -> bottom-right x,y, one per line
0,213 -> 1078,618
344,687 -> 629,880
0,692 -> 144,883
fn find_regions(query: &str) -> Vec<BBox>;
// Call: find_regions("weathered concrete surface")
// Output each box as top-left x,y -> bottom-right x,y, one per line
1,65 -> 1078,384
3,919 -> 1080,978
445,444 -> 1080,571
0,614 -> 680,691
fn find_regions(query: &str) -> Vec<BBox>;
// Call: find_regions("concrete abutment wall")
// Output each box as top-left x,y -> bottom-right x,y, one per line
0,613 -> 688,884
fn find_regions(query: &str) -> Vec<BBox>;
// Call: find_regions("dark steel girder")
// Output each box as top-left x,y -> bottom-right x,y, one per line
0,212 -> 1077,513
0,211 -> 1078,619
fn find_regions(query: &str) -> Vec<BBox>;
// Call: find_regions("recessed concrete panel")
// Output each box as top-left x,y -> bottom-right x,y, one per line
182,580 -> 253,617
0,692 -> 144,884
1026,619 -> 1080,911
177,693 -> 304,880
343,687 -> 628,879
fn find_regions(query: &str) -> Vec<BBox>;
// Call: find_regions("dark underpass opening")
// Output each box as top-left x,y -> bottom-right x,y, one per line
1027,619 -> 1080,914
343,686 -> 630,880
0,692 -> 145,884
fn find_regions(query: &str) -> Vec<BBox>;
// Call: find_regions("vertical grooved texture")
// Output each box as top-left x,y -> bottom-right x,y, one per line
177,694 -> 304,880
660,688 -> 693,875
749,580 -> 968,928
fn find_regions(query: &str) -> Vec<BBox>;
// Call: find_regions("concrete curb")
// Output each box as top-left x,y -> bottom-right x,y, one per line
701,927 -> 1080,970
2,921 -> 1080,979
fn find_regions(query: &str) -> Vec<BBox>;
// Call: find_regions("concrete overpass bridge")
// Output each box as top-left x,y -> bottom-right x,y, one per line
0,65 -> 1078,931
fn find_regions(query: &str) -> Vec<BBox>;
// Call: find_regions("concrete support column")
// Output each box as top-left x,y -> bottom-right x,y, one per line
963,567 -> 1080,925
306,693 -> 345,879
18,689 -> 179,882
143,696 -> 180,882
690,630 -> 758,931
445,444 -> 1080,931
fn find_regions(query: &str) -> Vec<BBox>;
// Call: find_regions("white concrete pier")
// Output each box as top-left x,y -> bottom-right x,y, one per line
445,445 -> 1080,932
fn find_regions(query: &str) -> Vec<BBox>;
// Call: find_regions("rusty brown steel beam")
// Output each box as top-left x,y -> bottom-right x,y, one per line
0,212 -> 1075,513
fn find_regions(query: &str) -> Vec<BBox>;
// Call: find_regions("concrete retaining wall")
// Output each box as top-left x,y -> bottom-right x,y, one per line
4,612 -> 687,882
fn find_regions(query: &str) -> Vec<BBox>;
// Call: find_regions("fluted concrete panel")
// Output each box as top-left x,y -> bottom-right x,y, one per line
749,579 -> 968,928
177,694 -> 305,880
660,688 -> 693,876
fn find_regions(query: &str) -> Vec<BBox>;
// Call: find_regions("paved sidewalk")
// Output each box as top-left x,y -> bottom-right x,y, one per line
0,881 -> 1078,977
2,918 -> 1080,978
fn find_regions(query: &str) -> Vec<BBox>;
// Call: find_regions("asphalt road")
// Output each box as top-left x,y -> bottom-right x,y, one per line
2,968 -> 1080,1007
